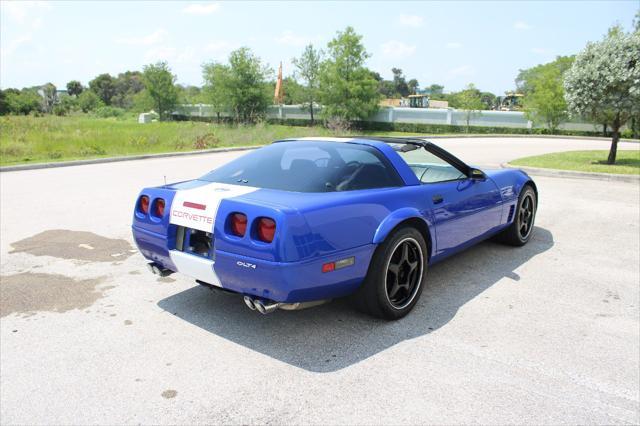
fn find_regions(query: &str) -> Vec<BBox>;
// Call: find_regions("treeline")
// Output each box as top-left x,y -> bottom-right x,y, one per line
0,26 -> 508,124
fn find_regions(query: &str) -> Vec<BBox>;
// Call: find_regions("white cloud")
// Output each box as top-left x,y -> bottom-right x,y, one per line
2,35 -> 33,56
203,40 -> 236,52
275,30 -> 317,47
450,65 -> 475,77
513,20 -> 533,30
531,47 -> 552,55
182,3 -> 220,15
445,42 -> 462,49
116,29 -> 167,46
144,46 -> 195,63
1,1 -> 51,23
397,14 -> 424,28
381,40 -> 416,58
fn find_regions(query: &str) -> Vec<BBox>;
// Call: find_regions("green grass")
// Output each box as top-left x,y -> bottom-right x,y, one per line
0,114 -> 407,166
511,150 -> 640,175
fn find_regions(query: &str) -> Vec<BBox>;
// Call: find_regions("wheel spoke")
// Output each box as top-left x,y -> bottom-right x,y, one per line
388,282 -> 401,299
400,243 -> 409,263
388,262 -> 400,275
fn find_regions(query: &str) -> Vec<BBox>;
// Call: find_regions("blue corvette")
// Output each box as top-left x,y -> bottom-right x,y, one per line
132,137 -> 537,319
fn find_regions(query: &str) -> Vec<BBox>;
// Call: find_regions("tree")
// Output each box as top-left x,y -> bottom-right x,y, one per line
455,84 -> 484,132
202,62 -> 231,122
40,83 -> 57,113
516,56 -> 574,94
292,44 -> 323,124
523,66 -> 567,132
142,61 -> 179,121
2,88 -> 41,115
112,71 -> 145,109
319,27 -> 380,123
203,48 -> 271,123
480,92 -> 497,110
77,90 -> 103,112
564,26 -> 640,164
89,74 -> 116,105
407,79 -> 419,95
428,84 -> 444,95
391,68 -> 410,97
66,80 -> 83,97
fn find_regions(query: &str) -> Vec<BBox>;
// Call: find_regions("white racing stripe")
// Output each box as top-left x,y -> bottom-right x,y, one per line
170,182 -> 258,232
169,250 -> 221,287
169,182 -> 258,287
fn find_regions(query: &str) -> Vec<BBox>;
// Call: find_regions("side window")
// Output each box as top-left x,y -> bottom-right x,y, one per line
398,148 -> 467,183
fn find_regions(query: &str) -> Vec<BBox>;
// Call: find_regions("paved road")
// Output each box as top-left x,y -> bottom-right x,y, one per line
1,137 -> 639,424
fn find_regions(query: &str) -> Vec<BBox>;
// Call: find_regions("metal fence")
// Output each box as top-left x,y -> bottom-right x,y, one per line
175,104 -> 602,132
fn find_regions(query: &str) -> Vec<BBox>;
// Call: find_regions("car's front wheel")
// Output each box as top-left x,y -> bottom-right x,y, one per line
353,225 -> 427,320
496,184 -> 537,246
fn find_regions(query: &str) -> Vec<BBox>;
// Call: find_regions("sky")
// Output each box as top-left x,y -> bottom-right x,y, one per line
0,0 -> 637,94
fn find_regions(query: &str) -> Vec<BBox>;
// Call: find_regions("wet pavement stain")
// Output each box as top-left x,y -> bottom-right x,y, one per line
10,230 -> 134,262
161,390 -> 178,399
0,272 -> 110,318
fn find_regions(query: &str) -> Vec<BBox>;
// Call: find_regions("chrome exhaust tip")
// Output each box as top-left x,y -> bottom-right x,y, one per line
253,298 -> 279,315
147,262 -> 173,277
243,296 -> 256,310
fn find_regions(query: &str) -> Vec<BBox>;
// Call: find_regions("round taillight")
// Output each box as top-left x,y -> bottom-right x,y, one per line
154,198 -> 165,217
230,213 -> 247,237
139,195 -> 150,214
257,217 -> 276,243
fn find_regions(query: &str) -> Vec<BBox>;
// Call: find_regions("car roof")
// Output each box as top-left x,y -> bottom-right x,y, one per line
274,136 -> 472,177
274,136 -> 430,148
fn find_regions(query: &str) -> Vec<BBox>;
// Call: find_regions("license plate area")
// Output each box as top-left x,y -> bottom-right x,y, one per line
175,225 -> 214,260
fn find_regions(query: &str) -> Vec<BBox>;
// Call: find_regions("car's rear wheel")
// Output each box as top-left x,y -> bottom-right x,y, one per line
353,225 -> 427,320
496,184 -> 537,246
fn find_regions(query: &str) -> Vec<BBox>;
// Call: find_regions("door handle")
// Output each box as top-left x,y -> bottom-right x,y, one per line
432,194 -> 444,204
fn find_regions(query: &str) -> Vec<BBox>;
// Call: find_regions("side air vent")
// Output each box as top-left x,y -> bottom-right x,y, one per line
507,204 -> 516,222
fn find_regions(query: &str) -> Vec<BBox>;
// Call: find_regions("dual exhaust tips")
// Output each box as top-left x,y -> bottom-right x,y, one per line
244,296 -> 279,314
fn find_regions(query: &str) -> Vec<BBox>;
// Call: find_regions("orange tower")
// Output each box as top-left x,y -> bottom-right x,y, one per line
274,62 -> 284,105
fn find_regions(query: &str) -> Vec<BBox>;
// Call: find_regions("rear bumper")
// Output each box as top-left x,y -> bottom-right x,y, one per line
132,225 -> 375,302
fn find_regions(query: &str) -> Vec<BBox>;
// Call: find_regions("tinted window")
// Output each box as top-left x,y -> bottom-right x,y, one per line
199,141 -> 403,192
392,144 -> 467,183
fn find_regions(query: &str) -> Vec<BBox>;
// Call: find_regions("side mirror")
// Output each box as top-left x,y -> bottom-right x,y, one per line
469,168 -> 486,180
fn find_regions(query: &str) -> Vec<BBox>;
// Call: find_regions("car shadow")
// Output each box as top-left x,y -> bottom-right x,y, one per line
158,227 -> 554,373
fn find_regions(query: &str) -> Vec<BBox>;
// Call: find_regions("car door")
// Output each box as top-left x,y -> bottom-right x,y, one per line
428,176 -> 502,255
396,144 -> 502,256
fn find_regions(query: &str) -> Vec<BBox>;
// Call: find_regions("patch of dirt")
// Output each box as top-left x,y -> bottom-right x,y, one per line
157,277 -> 176,283
161,389 -> 178,399
0,272 -> 110,318
10,230 -> 134,262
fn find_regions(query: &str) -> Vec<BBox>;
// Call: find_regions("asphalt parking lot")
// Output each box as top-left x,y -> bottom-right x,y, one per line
1,137 -> 639,424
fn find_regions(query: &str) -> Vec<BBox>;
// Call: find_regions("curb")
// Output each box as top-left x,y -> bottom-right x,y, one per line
502,163 -> 640,183
0,146 -> 259,173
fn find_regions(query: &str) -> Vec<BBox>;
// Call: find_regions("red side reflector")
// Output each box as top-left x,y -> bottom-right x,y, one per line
230,213 -> 247,237
322,262 -> 335,273
154,198 -> 165,217
183,201 -> 206,210
139,195 -> 150,214
257,218 -> 276,243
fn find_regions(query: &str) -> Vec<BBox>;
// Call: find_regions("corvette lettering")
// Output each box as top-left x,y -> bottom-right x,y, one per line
172,210 -> 213,224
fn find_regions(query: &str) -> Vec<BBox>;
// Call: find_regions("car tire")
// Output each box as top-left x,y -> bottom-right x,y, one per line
353,225 -> 428,320
496,184 -> 537,246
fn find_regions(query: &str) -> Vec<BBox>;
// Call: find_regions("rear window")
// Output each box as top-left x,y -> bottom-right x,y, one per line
199,141 -> 403,192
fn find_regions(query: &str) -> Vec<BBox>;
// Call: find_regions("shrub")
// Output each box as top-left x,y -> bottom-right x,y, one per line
93,106 -> 125,118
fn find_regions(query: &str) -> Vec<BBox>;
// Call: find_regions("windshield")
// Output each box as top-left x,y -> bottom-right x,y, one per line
199,141 -> 403,192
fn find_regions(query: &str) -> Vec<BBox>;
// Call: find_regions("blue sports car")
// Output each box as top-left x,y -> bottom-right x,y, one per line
132,137 -> 537,319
